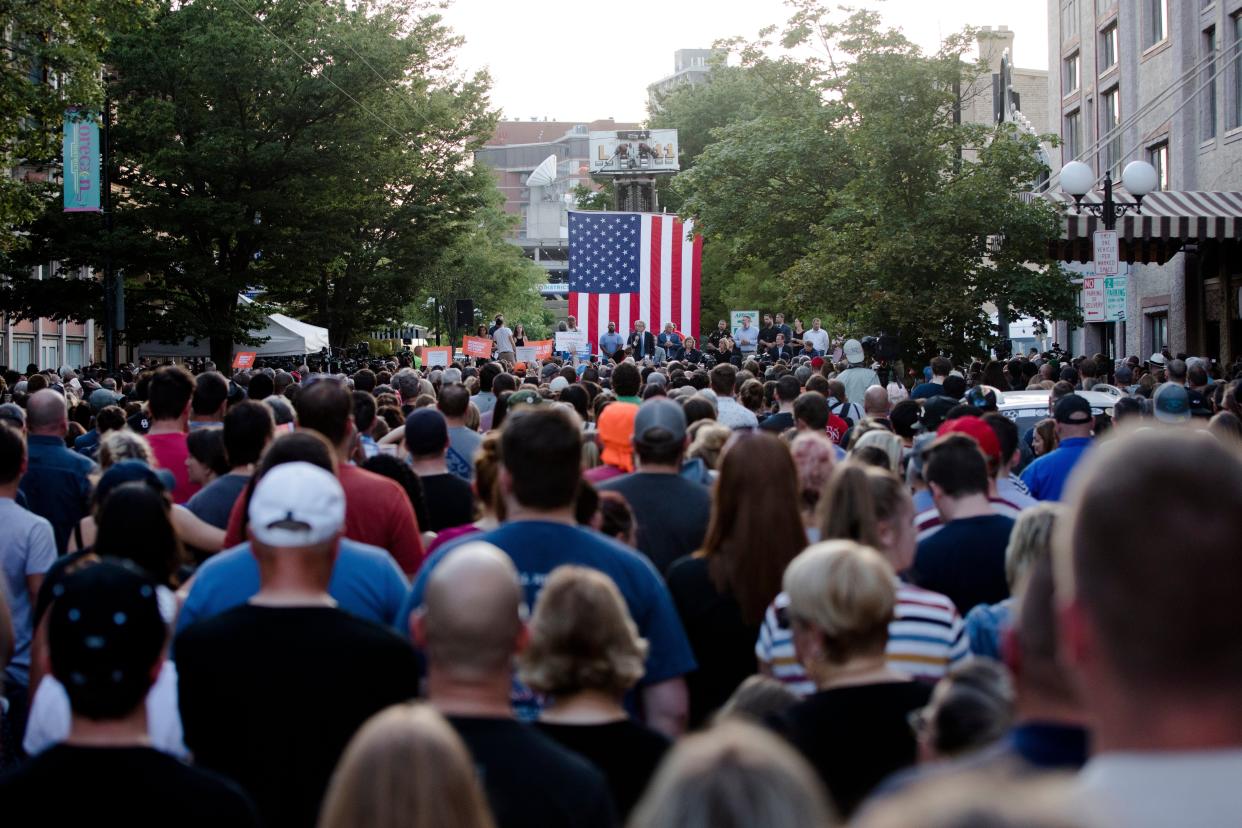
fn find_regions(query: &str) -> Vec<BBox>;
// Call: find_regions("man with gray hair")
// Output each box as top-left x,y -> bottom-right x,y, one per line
413,542 -> 615,828
18,389 -> 95,554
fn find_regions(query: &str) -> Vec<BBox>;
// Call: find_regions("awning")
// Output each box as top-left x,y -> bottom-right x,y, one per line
1035,190 -> 1242,264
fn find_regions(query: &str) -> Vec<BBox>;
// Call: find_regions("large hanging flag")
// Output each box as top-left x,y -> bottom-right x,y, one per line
568,211 -> 702,353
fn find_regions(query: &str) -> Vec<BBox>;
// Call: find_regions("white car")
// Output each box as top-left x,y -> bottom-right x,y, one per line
996,389 -> 1118,436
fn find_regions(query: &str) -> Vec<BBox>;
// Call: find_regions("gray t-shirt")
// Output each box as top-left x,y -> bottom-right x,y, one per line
598,472 -> 712,574
493,326 -> 515,354
185,473 -> 250,530
447,426 -> 483,481
0,497 -> 58,687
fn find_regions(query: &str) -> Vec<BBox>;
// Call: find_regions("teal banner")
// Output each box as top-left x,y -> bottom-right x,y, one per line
63,110 -> 101,212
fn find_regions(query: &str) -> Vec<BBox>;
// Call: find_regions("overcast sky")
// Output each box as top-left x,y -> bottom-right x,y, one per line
437,0 -> 1049,123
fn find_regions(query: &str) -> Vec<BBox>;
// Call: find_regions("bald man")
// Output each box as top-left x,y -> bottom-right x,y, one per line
18,389 -> 95,554
863,384 -> 891,420
414,543 -> 616,828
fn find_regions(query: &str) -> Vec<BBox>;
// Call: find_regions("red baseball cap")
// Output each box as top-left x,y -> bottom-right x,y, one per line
937,415 -> 1001,461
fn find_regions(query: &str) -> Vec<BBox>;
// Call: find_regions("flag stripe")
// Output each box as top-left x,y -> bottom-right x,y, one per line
659,216 -> 672,332
586,290 -> 598,356
648,216 -> 662,334
670,218 -> 682,337
691,231 -> 702,341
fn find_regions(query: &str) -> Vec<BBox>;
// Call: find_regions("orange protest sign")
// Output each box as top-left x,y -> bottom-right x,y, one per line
232,351 -> 257,370
529,339 -> 554,360
420,346 -> 451,368
463,335 -> 492,358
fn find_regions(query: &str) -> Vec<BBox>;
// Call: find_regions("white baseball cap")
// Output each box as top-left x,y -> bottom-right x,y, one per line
843,339 -> 865,365
247,462 -> 345,547
549,376 -> 570,393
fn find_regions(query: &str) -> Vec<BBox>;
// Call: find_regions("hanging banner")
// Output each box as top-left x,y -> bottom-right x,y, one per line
462,335 -> 493,358
63,110 -> 101,213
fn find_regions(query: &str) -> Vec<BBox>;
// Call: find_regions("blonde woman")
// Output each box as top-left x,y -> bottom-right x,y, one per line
519,566 -> 669,819
318,703 -> 495,828
850,430 -> 903,475
964,503 -> 1062,659
627,720 -> 836,828
772,541 -> 932,818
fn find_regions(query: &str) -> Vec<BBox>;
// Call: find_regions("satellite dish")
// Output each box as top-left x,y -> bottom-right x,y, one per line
526,154 -> 557,187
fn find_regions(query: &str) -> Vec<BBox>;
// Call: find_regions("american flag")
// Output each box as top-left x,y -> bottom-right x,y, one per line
568,211 -> 702,352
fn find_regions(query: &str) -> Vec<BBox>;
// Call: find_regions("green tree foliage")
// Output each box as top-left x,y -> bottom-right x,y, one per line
0,0 -> 151,255
2,0 -> 502,365
661,3 -> 1078,361
408,201 -> 548,343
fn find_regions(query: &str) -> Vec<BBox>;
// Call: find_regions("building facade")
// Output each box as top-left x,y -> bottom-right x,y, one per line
1047,0 -> 1242,363
474,118 -> 640,291
647,49 -> 723,113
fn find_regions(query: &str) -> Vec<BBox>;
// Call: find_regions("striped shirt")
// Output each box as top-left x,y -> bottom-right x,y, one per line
755,581 -> 968,697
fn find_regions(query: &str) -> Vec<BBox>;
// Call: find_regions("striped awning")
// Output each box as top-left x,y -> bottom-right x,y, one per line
1035,190 -> 1242,264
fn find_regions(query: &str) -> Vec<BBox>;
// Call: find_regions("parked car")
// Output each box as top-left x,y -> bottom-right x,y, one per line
996,389 -> 1119,438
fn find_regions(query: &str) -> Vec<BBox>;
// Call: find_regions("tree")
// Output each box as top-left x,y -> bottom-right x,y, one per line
409,201 -> 548,344
3,0 -> 499,366
0,0 -> 150,255
666,3 -> 1078,362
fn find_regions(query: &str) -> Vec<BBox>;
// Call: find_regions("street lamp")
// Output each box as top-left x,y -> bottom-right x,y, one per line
1060,160 -> 1158,231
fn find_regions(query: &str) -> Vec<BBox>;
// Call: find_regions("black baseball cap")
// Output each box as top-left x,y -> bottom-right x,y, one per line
48,560 -> 166,719
1054,393 -> 1093,425
404,408 -> 449,455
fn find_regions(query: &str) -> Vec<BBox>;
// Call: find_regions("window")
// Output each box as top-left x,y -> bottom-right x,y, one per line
40,343 -> 58,372
1204,27 -> 1218,140
67,340 -> 86,370
12,339 -> 33,372
1147,141 -> 1169,190
1231,13 -> 1242,130
1150,313 -> 1168,353
1102,87 -> 1121,177
1064,53 -> 1081,95
1064,109 -> 1082,161
1062,0 -> 1080,40
1100,24 -> 1119,71
1146,0 -> 1168,46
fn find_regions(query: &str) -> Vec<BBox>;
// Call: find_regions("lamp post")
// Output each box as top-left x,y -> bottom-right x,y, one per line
1059,160 -> 1159,230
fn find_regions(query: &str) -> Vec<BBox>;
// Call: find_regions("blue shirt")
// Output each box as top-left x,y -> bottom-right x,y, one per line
964,598 -> 1012,660
399,521 -> 696,689
599,331 -> 624,356
909,381 -> 944,400
18,435 -> 96,555
73,428 -> 100,458
1020,436 -> 1093,502
176,538 -> 409,638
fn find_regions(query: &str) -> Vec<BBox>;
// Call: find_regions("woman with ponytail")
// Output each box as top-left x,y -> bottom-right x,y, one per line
755,462 -> 968,697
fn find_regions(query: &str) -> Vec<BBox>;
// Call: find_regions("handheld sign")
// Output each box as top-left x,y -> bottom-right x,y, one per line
232,352 -> 257,370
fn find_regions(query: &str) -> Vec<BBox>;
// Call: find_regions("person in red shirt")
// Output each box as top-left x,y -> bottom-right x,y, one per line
145,366 -> 200,504
222,378 -> 424,574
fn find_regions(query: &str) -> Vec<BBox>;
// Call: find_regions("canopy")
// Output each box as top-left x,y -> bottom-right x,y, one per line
136,296 -> 331,358
1033,189 -> 1242,265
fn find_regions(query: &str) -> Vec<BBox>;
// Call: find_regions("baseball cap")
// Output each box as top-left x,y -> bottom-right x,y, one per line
1148,352 -> 1167,366
920,395 -> 959,432
404,408 -> 450,456
597,402 -> 638,472
89,388 -> 122,412
810,357 -> 825,370
634,398 -> 687,444
48,560 -> 166,719
549,376 -> 570,393
645,371 -> 668,388
1152,382 -> 1190,423
95,460 -> 175,508
1115,364 -> 1134,384
937,415 -> 1001,461
843,339 -> 865,365
964,386 -> 998,412
1185,386 -> 1213,418
247,461 -> 345,547
0,403 -> 25,429
508,388 -> 544,408
1053,393 -> 1094,425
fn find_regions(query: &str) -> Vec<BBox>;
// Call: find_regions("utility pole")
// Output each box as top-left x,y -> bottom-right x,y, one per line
101,89 -> 122,374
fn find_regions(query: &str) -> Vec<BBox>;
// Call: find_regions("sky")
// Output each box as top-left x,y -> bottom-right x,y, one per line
437,0 -> 1049,124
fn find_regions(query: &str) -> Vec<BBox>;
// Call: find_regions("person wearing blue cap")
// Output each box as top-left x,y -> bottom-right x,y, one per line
1020,394 -> 1095,502
0,561 -> 261,825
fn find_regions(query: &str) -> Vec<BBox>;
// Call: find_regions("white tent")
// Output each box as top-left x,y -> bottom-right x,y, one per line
136,295 -> 331,359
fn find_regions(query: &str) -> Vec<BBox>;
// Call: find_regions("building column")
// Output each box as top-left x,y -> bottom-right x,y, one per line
35,319 -> 44,371
59,321 -> 68,370
86,318 -> 95,365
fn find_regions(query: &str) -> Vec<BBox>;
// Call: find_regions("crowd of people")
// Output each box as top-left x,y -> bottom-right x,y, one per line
0,324 -> 1241,827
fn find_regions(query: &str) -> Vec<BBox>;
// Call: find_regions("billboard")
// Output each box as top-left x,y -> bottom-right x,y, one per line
589,129 -> 679,175
63,110 -> 100,212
